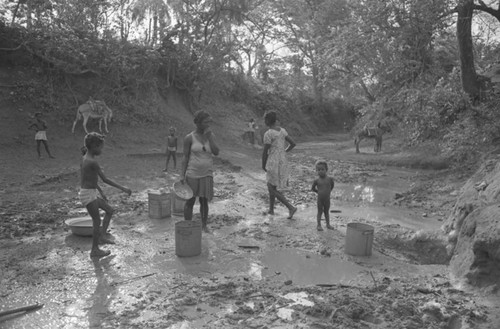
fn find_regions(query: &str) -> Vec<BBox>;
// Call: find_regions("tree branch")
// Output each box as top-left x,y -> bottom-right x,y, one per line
0,43 -> 25,51
473,1 -> 500,20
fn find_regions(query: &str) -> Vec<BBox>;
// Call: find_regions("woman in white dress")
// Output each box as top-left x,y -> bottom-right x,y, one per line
261,111 -> 297,219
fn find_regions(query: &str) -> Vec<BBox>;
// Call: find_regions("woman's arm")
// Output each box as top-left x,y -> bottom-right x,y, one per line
262,144 -> 270,171
285,135 -> 296,152
205,130 -> 220,156
181,134 -> 192,180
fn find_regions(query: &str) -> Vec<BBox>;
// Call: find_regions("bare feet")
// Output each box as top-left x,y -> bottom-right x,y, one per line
326,224 -> 334,230
99,236 -> 115,245
90,249 -> 111,258
287,207 -> 297,219
262,210 -> 274,216
317,225 -> 323,231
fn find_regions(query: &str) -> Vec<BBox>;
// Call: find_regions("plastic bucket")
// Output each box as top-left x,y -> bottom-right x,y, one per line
171,181 -> 193,216
148,192 -> 171,219
171,193 -> 186,215
345,223 -> 374,256
175,220 -> 202,257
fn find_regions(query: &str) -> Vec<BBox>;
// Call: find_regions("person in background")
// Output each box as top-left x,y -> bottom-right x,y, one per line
181,110 -> 220,233
28,112 -> 55,159
164,126 -> 178,172
311,160 -> 335,231
246,118 -> 257,144
262,110 -> 297,219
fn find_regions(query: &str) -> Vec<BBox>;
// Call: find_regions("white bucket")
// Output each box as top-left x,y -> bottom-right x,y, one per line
345,223 -> 374,256
171,193 -> 186,215
148,192 -> 171,219
175,220 -> 202,257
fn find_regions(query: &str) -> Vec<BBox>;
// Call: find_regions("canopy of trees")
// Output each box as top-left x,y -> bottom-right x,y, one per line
1,0 -> 500,162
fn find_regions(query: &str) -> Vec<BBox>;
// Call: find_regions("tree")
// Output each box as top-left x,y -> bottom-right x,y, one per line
457,0 -> 481,101
272,0 -> 350,104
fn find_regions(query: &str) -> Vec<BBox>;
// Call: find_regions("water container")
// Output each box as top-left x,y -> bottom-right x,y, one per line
175,220 -> 202,257
345,223 -> 374,256
171,181 -> 193,216
148,191 -> 171,219
171,193 -> 186,215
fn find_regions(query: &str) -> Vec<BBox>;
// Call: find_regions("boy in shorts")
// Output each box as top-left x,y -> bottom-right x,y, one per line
164,126 -> 178,172
28,112 -> 55,159
80,132 -> 131,258
311,160 -> 335,231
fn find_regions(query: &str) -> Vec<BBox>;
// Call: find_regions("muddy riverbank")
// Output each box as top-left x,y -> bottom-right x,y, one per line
1,133 -> 498,328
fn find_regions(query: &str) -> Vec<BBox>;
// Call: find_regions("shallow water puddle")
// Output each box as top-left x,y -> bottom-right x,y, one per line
261,249 -> 364,285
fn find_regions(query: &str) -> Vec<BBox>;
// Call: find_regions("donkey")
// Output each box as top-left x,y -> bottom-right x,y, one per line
354,122 -> 391,153
72,100 -> 113,134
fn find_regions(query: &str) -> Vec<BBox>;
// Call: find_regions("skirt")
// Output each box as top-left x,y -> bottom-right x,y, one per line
186,176 -> 214,201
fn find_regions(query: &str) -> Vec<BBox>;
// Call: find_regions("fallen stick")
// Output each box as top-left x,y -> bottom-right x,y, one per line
330,210 -> 342,213
238,245 -> 260,249
111,273 -> 156,286
0,303 -> 44,317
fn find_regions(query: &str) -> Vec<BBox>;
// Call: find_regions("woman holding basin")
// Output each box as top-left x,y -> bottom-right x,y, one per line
180,110 -> 220,233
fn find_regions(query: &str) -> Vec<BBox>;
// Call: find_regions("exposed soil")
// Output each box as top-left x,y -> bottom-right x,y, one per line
1,69 -> 499,328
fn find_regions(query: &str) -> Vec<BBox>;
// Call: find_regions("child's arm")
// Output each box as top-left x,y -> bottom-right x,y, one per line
97,165 -> 131,195
330,177 -> 335,190
311,179 -> 318,193
97,185 -> 108,201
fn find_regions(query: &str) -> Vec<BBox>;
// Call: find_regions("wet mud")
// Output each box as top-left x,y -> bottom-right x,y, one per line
0,134 -> 497,328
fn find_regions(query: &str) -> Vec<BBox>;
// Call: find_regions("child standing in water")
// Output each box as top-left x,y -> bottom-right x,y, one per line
311,160 -> 335,231
79,132 -> 131,258
164,126 -> 178,172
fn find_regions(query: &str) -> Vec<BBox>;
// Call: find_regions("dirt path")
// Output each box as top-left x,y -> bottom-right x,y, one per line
0,132 -> 498,328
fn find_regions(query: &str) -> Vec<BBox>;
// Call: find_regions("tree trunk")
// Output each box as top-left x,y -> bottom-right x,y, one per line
457,0 -> 480,102
311,62 -> 323,104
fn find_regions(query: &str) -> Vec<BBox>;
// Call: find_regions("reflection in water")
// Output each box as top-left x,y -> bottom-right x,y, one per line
353,185 -> 374,203
282,292 -> 314,307
87,256 -> 118,328
262,249 -> 363,286
248,262 -> 263,280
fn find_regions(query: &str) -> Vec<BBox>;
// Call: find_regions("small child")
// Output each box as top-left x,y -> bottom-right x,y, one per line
311,160 -> 335,231
79,132 -> 131,258
164,126 -> 178,172
28,112 -> 55,159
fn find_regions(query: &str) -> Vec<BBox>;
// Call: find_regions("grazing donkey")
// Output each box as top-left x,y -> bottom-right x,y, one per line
72,99 -> 113,134
354,122 -> 391,153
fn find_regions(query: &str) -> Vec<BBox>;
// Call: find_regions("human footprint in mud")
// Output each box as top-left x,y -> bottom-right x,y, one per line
262,110 -> 297,219
181,110 -> 220,233
311,160 -> 335,231
79,132 -> 132,258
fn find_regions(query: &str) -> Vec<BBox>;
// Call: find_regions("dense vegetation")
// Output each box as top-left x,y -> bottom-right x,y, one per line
1,0 -> 500,165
